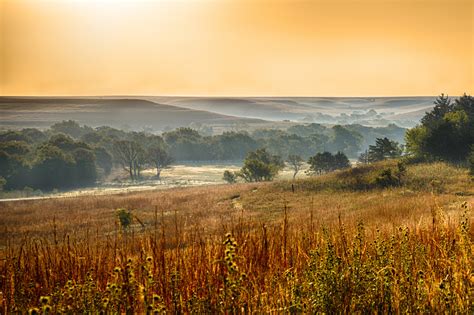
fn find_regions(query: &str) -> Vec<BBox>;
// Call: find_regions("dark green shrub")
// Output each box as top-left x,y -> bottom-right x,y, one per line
116,208 -> 133,229
374,169 -> 399,188
223,170 -> 237,183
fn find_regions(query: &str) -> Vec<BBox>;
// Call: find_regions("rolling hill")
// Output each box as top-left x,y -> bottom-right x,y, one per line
0,96 -> 437,131
0,97 -> 265,130
148,96 -> 436,127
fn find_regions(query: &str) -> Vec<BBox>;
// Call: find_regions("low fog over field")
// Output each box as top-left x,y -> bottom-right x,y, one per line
0,96 -> 435,131
150,96 -> 436,127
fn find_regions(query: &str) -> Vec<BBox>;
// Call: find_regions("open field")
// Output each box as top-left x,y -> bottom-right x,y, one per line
0,162 -> 311,201
0,161 -> 472,313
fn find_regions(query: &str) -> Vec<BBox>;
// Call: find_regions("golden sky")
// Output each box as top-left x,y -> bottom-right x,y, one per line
0,0 -> 473,96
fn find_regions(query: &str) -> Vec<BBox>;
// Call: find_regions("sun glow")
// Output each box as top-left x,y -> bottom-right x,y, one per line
1,0 -> 472,96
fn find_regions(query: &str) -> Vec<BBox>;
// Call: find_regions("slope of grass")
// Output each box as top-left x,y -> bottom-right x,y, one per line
0,162 -> 472,313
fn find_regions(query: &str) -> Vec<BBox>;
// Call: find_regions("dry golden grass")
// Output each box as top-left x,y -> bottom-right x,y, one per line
0,161 -> 472,313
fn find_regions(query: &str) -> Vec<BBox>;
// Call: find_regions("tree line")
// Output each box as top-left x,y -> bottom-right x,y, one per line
1,93 -> 471,191
224,139 -> 399,183
0,120 -> 403,191
225,93 -> 474,183
406,93 -> 474,165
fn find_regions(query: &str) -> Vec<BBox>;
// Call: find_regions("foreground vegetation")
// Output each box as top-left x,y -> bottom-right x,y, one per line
0,161 -> 472,313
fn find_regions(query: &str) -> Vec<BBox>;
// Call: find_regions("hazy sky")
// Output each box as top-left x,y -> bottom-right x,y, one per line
0,0 -> 472,96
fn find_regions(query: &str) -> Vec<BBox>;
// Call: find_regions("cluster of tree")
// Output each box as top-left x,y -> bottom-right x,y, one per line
113,138 -> 172,181
358,137 -> 403,164
223,149 -> 285,183
306,152 -> 351,175
405,94 -> 474,163
0,119 -> 405,191
161,123 -> 404,161
0,121 -> 172,191
224,149 -> 351,183
235,149 -> 285,182
0,133 -> 98,191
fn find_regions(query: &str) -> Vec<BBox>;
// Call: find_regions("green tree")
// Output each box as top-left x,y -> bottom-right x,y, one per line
329,125 -> 363,157
81,132 -> 105,145
334,151 -> 351,169
94,147 -> 113,176
31,144 -> 76,190
405,94 -> 474,162
215,132 -> 258,160
147,145 -> 173,179
421,93 -> 453,127
73,148 -> 97,186
287,123 -> 327,137
287,154 -> 304,179
236,148 -> 284,182
358,150 -> 369,165
405,126 -> 428,159
307,152 -> 334,175
113,140 -> 145,180
223,170 -> 237,183
307,151 -> 349,175
49,134 -> 89,152
0,131 -> 31,143
21,128 -> 47,143
0,150 -> 30,190
163,128 -> 212,161
50,120 -> 92,139
0,141 -> 31,156
368,137 -> 402,162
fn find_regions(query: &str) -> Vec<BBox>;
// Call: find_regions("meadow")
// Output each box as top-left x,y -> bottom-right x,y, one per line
0,161 -> 472,313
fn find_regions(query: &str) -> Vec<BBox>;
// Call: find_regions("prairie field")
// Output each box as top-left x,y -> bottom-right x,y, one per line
0,161 -> 473,313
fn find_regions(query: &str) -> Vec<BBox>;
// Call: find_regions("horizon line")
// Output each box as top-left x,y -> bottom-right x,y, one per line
0,94 -> 455,99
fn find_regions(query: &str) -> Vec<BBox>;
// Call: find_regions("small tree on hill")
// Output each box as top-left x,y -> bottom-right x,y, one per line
368,137 -> 402,162
147,145 -> 173,179
307,152 -> 333,175
358,149 -> 369,165
223,170 -> 237,183
421,93 -> 453,127
113,140 -> 145,180
287,154 -> 304,179
334,151 -> 351,169
405,93 -> 473,163
236,148 -> 284,182
307,151 -> 350,175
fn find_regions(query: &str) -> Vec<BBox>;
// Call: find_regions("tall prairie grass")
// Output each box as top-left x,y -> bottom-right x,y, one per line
0,162 -> 472,313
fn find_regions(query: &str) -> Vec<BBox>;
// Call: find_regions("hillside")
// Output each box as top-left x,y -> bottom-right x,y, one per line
0,97 -> 265,131
0,96 -> 435,132
151,96 -> 436,127
0,161 -> 472,313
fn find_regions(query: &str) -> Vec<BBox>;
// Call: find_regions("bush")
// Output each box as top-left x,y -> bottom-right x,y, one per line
223,170 -> 237,184
237,148 -> 284,182
369,161 -> 405,188
373,169 -> 399,188
116,208 -> 133,230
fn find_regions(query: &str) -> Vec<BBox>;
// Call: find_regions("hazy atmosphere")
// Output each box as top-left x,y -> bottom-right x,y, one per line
1,0 -> 472,96
0,0 -> 473,313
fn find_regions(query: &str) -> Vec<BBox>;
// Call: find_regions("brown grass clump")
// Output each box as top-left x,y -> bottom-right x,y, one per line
0,162 -> 472,313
